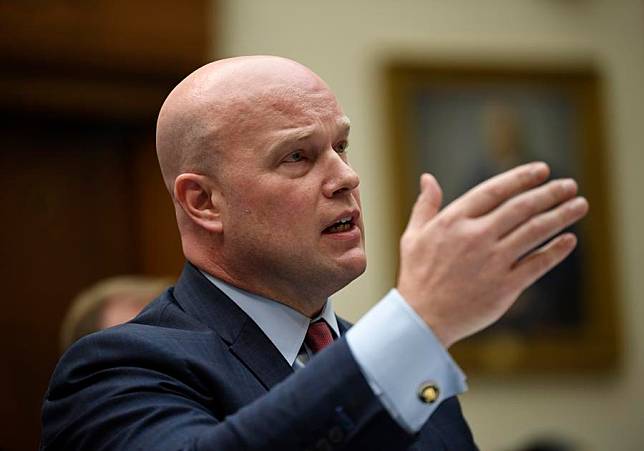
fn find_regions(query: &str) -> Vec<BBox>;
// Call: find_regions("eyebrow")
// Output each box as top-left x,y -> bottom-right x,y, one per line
338,116 -> 351,132
280,125 -> 317,143
269,116 -> 351,152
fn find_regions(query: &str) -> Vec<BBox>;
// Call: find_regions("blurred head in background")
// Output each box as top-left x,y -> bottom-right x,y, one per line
60,276 -> 171,351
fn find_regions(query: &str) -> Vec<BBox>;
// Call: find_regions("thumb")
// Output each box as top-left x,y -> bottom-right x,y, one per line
406,173 -> 443,232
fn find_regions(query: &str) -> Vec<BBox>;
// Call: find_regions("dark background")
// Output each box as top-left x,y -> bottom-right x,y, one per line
0,2 -> 212,448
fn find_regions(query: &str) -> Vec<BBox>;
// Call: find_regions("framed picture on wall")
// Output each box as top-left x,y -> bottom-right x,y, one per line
387,63 -> 619,373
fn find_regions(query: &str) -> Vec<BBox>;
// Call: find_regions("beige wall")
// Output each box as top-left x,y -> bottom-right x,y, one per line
215,1 -> 644,449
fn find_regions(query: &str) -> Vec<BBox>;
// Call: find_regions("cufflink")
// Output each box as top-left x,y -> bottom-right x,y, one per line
417,382 -> 440,404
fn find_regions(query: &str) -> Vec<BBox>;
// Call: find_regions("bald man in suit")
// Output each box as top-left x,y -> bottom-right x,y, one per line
41,56 -> 588,450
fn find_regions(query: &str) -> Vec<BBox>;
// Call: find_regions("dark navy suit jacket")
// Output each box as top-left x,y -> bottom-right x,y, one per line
41,263 -> 477,450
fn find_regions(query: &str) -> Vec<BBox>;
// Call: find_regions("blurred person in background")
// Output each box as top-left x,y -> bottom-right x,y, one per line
60,276 -> 171,351
41,56 -> 588,450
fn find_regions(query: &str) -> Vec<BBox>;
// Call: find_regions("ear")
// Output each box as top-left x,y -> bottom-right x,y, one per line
174,173 -> 223,233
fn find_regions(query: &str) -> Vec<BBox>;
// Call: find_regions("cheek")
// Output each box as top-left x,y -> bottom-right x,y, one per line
260,195 -> 315,231
230,181 -> 318,233
352,189 -> 362,208
352,190 -> 364,225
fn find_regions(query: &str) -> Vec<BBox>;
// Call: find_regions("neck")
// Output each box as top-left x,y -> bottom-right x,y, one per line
191,259 -> 328,318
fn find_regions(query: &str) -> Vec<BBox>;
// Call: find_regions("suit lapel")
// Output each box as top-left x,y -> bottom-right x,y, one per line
228,319 -> 294,389
336,316 -> 352,336
173,262 -> 293,390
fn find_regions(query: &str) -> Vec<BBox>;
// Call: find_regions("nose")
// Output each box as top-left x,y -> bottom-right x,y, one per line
322,150 -> 360,198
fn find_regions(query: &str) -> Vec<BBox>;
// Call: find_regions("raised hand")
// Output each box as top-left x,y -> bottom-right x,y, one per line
397,162 -> 588,348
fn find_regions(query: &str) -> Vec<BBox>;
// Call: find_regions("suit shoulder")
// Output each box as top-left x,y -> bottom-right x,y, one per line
49,289 -> 224,393
130,287 -> 210,332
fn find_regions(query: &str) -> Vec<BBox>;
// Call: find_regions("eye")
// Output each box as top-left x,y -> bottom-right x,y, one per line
334,140 -> 349,154
283,150 -> 305,163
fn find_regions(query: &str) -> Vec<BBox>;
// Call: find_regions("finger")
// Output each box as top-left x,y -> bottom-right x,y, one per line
406,173 -> 443,232
487,178 -> 578,238
501,196 -> 588,263
510,233 -> 578,291
447,162 -> 550,219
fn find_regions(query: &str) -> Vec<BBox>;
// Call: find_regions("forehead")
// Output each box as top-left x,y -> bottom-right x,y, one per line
261,83 -> 343,121
229,84 -> 348,142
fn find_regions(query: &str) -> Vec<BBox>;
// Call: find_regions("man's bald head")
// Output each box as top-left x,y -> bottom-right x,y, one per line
155,56 -> 335,195
155,56 -> 362,311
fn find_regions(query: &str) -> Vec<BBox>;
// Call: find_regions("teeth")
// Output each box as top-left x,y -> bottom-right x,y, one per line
329,223 -> 351,233
324,215 -> 354,233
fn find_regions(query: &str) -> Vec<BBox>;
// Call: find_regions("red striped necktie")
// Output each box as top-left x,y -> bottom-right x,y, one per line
304,320 -> 334,354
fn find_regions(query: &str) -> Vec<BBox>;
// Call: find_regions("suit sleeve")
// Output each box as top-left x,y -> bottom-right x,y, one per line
41,330 -> 417,451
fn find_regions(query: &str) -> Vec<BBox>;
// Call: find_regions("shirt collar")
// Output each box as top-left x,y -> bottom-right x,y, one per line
201,271 -> 339,366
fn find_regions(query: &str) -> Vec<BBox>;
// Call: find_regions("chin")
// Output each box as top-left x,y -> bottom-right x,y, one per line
329,263 -> 366,296
308,255 -> 366,299
337,252 -> 367,282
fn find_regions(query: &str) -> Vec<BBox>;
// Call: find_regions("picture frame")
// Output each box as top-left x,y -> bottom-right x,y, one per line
386,62 -> 619,374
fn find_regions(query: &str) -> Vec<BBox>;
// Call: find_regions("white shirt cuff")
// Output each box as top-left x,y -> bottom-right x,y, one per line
346,289 -> 467,433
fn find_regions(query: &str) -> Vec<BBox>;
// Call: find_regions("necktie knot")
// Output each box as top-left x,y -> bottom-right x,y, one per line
305,320 -> 334,354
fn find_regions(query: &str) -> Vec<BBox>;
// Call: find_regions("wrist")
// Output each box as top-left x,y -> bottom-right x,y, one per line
395,287 -> 454,348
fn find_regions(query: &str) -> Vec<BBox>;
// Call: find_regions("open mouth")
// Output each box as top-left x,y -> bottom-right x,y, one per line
323,216 -> 355,234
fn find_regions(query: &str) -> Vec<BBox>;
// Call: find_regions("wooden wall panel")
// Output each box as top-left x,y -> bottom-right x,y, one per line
0,118 -> 140,450
133,137 -> 184,277
0,0 -> 210,75
0,1 -> 211,448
